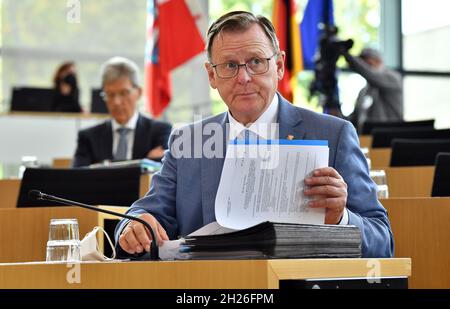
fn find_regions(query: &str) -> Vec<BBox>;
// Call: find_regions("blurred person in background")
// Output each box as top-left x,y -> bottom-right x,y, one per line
51,61 -> 82,113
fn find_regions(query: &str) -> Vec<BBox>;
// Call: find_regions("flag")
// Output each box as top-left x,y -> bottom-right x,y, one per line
145,0 -> 205,117
272,0 -> 303,103
300,0 -> 335,70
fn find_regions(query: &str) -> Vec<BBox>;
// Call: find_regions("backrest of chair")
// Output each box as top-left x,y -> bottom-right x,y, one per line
390,139 -> 450,167
17,166 -> 142,207
362,119 -> 435,135
371,127 -> 450,148
432,152 -> 450,197
10,87 -> 54,112
90,89 -> 108,114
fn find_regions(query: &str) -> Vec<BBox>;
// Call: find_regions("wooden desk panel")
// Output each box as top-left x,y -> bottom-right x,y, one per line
359,135 -> 372,149
0,258 -> 411,289
52,158 -> 72,168
0,206 -> 127,263
0,179 -> 20,209
383,197 -> 450,288
370,148 -> 392,169
385,166 -> 434,197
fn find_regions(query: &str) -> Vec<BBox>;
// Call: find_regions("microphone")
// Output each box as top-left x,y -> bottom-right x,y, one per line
28,190 -> 159,261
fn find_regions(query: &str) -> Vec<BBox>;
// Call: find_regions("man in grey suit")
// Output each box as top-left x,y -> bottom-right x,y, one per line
344,48 -> 403,133
115,11 -> 394,258
72,57 -> 172,167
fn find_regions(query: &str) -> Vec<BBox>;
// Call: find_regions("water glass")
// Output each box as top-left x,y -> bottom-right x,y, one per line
18,156 -> 38,179
46,218 -> 81,262
370,169 -> 389,199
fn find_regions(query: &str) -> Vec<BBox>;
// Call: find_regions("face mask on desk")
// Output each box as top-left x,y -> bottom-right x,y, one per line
80,226 -> 116,261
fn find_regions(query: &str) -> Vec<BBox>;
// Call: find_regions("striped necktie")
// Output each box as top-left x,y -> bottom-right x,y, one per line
114,127 -> 130,161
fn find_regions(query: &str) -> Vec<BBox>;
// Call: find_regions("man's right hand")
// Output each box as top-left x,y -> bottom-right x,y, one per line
118,213 -> 169,255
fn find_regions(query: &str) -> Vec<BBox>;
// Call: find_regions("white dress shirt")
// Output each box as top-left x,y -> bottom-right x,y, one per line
111,111 -> 139,160
227,94 -> 279,141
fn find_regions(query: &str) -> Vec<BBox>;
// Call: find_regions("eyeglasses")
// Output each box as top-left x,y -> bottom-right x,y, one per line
210,53 -> 279,79
100,88 -> 135,101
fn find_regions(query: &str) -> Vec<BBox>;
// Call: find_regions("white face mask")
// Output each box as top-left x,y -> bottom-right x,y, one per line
80,226 -> 116,261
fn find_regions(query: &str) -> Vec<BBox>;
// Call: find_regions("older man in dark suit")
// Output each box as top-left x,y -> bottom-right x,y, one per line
73,57 -> 172,167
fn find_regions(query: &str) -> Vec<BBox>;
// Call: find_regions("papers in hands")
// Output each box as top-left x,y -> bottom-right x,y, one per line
215,140 -> 329,230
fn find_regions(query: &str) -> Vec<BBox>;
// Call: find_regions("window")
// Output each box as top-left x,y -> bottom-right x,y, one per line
1,0 -> 146,112
402,0 -> 450,128
1,0 -> 209,125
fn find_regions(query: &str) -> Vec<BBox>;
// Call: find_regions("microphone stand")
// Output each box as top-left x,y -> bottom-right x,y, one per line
30,190 -> 159,260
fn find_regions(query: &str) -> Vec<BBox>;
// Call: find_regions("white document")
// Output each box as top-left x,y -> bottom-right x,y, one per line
159,222 -> 236,260
215,140 -> 329,230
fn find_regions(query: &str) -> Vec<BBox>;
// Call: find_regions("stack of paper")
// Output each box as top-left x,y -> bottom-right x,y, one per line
89,158 -> 161,173
178,222 -> 361,260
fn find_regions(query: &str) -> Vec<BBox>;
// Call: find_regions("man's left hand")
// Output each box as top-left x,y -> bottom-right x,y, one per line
304,167 -> 348,224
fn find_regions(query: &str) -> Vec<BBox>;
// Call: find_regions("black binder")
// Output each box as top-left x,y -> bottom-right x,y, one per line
181,222 -> 361,259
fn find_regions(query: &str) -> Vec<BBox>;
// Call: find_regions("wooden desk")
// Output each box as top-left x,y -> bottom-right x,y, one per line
359,135 -> 372,149
370,147 -> 392,169
52,158 -> 72,168
0,179 -> 20,209
0,258 -> 411,289
383,197 -> 450,288
0,206 -> 127,263
385,166 -> 435,197
0,174 -> 151,208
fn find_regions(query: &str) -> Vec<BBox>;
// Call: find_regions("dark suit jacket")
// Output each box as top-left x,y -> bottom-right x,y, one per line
73,114 -> 172,167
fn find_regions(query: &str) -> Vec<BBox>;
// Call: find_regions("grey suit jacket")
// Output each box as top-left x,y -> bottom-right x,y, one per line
345,54 -> 403,133
115,94 -> 394,258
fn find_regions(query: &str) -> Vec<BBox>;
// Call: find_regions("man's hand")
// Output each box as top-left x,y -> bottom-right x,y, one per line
304,167 -> 348,224
146,146 -> 165,160
118,213 -> 169,254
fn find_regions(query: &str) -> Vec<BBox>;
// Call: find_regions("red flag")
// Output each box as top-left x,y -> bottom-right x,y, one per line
145,0 -> 205,117
272,0 -> 303,103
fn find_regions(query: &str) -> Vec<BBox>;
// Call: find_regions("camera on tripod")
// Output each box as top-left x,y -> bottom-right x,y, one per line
309,24 -> 353,117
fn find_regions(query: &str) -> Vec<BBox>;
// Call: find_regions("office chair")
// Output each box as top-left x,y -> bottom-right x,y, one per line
431,152 -> 450,197
390,139 -> 450,167
10,87 -> 54,112
17,166 -> 142,207
371,127 -> 450,148
362,119 -> 435,135
90,88 -> 109,114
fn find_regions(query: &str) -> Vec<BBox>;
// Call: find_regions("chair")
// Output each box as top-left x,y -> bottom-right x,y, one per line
390,139 -> 450,167
10,87 -> 54,112
432,152 -> 450,197
16,166 -> 142,207
371,127 -> 450,148
90,88 -> 108,114
362,119 -> 435,135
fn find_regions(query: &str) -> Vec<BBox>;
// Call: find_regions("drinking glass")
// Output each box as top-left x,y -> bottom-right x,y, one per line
46,218 -> 81,262
369,170 -> 389,199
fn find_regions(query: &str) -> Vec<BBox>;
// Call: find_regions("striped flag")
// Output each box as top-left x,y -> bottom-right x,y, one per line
145,0 -> 205,117
272,0 -> 303,103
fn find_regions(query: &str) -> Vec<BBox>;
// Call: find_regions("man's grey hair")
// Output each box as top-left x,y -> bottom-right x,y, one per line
100,56 -> 141,87
206,11 -> 280,62
359,48 -> 382,61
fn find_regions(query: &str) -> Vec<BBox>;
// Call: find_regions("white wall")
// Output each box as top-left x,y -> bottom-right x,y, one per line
0,113 -> 105,165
